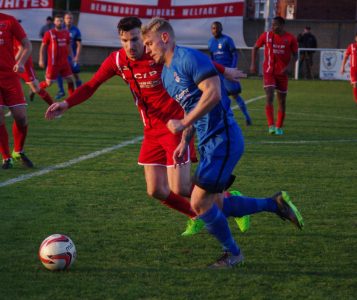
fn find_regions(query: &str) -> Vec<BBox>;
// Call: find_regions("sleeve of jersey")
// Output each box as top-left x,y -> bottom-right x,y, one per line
255,33 -> 266,48
346,45 -> 351,56
66,56 -> 117,108
42,32 -> 49,44
12,19 -> 27,42
228,37 -> 238,67
186,51 -> 218,85
291,36 -> 298,54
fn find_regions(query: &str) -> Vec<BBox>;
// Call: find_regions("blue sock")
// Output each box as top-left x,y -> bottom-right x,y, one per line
199,204 -> 240,256
236,95 -> 251,120
57,76 -> 64,94
222,195 -> 278,218
76,80 -> 82,87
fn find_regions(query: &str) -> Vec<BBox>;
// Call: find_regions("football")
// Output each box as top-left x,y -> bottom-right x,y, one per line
39,234 -> 77,271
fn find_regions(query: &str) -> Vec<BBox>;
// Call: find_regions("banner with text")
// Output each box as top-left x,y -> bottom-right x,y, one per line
0,0 -> 53,40
78,0 -> 246,48
320,50 -> 350,81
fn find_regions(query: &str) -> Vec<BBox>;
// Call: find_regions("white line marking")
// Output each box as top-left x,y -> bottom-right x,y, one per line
0,136 -> 143,188
247,139 -> 357,145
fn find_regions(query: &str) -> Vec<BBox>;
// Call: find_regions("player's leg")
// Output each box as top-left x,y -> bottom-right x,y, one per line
263,73 -> 276,134
72,61 -> 82,88
275,75 -> 288,135
353,82 -> 357,104
40,65 -> 56,90
55,76 -> 65,100
29,80 -> 54,106
224,79 -> 252,125
10,105 -> 33,168
144,165 -> 196,218
0,105 -> 12,169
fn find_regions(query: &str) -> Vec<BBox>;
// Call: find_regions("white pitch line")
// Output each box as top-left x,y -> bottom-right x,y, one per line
247,139 -> 357,145
0,136 -> 143,188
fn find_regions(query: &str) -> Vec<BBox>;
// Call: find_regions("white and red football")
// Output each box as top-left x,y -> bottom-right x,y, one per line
39,234 -> 77,271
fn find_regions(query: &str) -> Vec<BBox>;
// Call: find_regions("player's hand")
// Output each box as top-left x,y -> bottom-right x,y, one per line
167,119 -> 185,134
39,60 -> 45,69
223,67 -> 247,82
173,142 -> 188,167
45,101 -> 69,120
340,68 -> 345,74
13,63 -> 24,73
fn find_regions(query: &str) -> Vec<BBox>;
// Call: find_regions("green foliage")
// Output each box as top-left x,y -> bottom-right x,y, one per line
0,75 -> 356,299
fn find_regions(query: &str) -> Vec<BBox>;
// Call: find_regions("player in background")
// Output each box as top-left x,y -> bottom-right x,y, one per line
13,39 -> 54,106
142,17 -> 303,268
55,12 -> 82,100
340,33 -> 357,105
250,16 -> 298,135
0,13 -> 34,169
39,15 -> 75,97
45,17 -> 249,236
208,21 -> 252,126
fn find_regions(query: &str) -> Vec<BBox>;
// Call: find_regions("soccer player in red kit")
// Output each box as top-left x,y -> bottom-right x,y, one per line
0,13 -> 34,169
39,15 -> 75,95
340,33 -> 357,105
13,39 -> 54,106
250,16 -> 298,135
45,17 -> 248,235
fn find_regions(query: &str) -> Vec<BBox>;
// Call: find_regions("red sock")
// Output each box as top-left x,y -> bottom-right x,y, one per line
265,104 -> 274,126
68,82 -> 74,95
39,81 -> 48,90
161,192 -> 197,218
276,110 -> 286,128
353,87 -> 357,103
37,89 -> 54,105
0,124 -> 11,159
12,122 -> 28,153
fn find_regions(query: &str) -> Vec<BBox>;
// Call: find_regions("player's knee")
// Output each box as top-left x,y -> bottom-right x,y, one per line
14,115 -> 28,127
146,186 -> 169,200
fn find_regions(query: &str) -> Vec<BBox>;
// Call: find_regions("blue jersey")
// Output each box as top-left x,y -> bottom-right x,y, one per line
67,25 -> 81,56
162,45 -> 237,146
208,34 -> 237,68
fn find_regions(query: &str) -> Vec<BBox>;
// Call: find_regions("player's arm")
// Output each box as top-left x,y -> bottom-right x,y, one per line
340,47 -> 350,74
74,40 -> 82,63
39,42 -> 47,68
250,44 -> 260,74
14,37 -> 31,73
173,124 -> 195,166
45,56 -> 117,120
212,61 -> 246,81
167,75 -> 221,133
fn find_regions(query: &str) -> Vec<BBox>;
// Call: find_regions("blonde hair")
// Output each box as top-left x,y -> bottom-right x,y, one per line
141,17 -> 175,39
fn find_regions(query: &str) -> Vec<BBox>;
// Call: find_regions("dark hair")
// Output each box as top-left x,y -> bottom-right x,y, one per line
273,16 -> 285,25
212,21 -> 222,30
117,17 -> 142,32
46,16 -> 53,21
54,15 -> 63,20
305,26 -> 311,30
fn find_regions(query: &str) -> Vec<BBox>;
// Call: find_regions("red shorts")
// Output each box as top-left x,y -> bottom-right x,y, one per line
46,61 -> 73,81
19,59 -> 36,83
350,68 -> 357,84
263,73 -> 288,93
0,73 -> 26,107
138,128 -> 197,167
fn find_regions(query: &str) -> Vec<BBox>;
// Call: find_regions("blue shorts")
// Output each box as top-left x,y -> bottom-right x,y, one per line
223,78 -> 242,95
193,122 -> 244,193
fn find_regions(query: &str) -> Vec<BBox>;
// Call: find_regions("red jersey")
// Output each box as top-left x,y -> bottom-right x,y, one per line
346,43 -> 357,70
66,49 -> 184,131
256,31 -> 298,75
0,13 -> 27,75
42,29 -> 70,67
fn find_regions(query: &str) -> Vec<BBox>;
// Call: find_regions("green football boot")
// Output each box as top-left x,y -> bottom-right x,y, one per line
229,190 -> 251,233
181,218 -> 205,236
12,150 -> 34,168
268,125 -> 276,134
274,191 -> 304,230
275,127 -> 284,135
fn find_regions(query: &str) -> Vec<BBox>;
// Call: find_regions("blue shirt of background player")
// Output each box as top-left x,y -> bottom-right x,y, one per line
161,45 -> 237,147
66,25 -> 81,57
208,34 -> 237,68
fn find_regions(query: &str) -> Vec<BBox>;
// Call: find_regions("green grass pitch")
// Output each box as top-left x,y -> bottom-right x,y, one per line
0,72 -> 356,299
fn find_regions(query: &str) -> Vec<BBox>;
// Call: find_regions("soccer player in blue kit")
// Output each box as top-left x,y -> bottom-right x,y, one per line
142,18 -> 304,268
56,12 -> 82,99
208,21 -> 252,125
